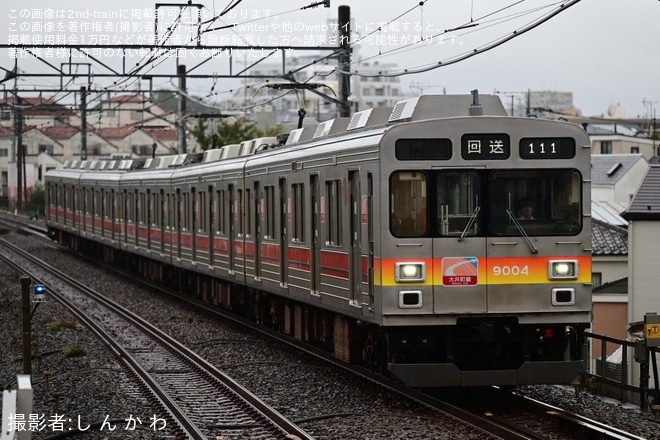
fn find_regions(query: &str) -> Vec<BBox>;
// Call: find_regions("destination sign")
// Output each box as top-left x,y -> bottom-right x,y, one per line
519,137 -> 576,159
395,138 -> 453,160
461,134 -> 510,160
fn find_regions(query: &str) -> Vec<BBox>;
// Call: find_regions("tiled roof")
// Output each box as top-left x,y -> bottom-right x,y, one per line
141,128 -> 178,141
42,125 -> 79,139
591,218 -> 628,256
593,277 -> 628,294
1,96 -> 77,116
624,165 -> 660,220
93,126 -> 138,139
0,126 -> 12,137
108,95 -> 145,103
591,154 -> 646,185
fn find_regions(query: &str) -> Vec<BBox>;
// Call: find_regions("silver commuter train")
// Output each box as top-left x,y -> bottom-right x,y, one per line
45,93 -> 592,387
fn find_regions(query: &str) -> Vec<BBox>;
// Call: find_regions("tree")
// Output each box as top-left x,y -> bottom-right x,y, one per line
27,183 -> 45,218
190,118 -> 284,151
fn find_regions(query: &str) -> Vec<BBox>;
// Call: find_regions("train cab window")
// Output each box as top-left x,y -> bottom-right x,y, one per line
390,171 -> 427,237
436,171 -> 482,237
490,169 -> 582,236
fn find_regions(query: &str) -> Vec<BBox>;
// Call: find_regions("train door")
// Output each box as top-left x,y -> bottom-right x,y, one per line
433,169 -> 487,313
176,189 -> 182,260
254,181 -> 261,280
134,189 -> 139,248
349,171 -> 361,305
208,186 -> 215,268
81,187 -> 87,232
228,184 -> 235,273
123,189 -> 129,244
111,189 -> 116,242
95,189 -> 100,235
279,178 -> 288,286
367,173 -> 374,310
160,189 -> 166,255
99,189 -> 105,238
191,187 -> 197,263
310,174 -> 320,295
146,189 -> 152,250
92,189 -> 97,235
73,187 -> 78,228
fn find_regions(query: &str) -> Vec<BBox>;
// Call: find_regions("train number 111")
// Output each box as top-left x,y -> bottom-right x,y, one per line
528,142 -> 557,154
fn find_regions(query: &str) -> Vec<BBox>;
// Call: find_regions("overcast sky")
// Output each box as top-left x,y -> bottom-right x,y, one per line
1,0 -> 658,118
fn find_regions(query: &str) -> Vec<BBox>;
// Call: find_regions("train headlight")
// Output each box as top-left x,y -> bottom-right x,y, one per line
548,260 -> 578,280
395,262 -> 426,282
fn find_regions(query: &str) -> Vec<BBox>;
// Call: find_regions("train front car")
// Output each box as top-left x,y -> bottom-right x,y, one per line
378,95 -> 591,387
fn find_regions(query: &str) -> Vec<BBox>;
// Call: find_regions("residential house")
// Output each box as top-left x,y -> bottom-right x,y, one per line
587,123 -> 657,160
0,96 -> 80,130
591,219 -> 628,360
591,154 -> 648,206
622,165 -> 660,390
95,94 -> 174,129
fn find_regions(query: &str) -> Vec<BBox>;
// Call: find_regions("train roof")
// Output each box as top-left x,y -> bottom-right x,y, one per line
44,94 -> 539,179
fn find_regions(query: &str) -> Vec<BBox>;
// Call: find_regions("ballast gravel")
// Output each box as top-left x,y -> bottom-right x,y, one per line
1,229 -> 659,439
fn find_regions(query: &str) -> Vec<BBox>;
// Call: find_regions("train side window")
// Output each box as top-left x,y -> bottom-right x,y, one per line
181,192 -> 189,231
237,189 -> 244,236
245,188 -> 251,238
390,171 -> 427,237
292,183 -> 304,242
117,191 -> 124,223
264,186 -> 275,240
198,190 -> 207,233
151,191 -> 159,227
139,191 -> 146,225
326,180 -> 342,246
216,189 -> 226,235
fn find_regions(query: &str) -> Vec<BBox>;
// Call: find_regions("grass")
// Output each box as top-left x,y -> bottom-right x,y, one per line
62,345 -> 87,358
49,321 -> 78,332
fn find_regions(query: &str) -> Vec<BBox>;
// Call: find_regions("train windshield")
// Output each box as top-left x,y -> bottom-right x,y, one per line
390,169 -> 582,237
489,169 -> 582,236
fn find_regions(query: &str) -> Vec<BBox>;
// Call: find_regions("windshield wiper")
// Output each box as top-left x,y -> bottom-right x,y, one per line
506,208 -> 538,254
458,206 -> 480,242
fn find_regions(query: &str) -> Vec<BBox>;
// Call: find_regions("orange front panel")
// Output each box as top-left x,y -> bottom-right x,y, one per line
380,256 -> 591,286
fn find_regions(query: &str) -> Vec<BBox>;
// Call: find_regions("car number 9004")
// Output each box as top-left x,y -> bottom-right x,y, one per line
492,265 -> 529,276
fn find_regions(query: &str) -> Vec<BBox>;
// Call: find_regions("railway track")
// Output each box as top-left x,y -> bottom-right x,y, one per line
435,386 -> 648,440
1,214 -> 650,439
93,253 -> 646,440
0,236 -> 314,440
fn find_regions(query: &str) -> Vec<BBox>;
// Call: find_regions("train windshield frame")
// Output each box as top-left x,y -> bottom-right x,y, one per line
390,168 -> 582,237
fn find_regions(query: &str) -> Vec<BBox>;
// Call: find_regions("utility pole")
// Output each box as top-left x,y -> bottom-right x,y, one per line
178,64 -> 187,154
80,86 -> 87,160
495,90 -> 527,116
14,92 -> 23,211
643,99 -> 659,156
20,276 -> 32,375
338,5 -> 351,117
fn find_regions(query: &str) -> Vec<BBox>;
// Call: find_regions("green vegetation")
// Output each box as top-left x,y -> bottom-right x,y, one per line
190,118 -> 284,151
49,321 -> 78,332
62,344 -> 87,358
26,182 -> 45,218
